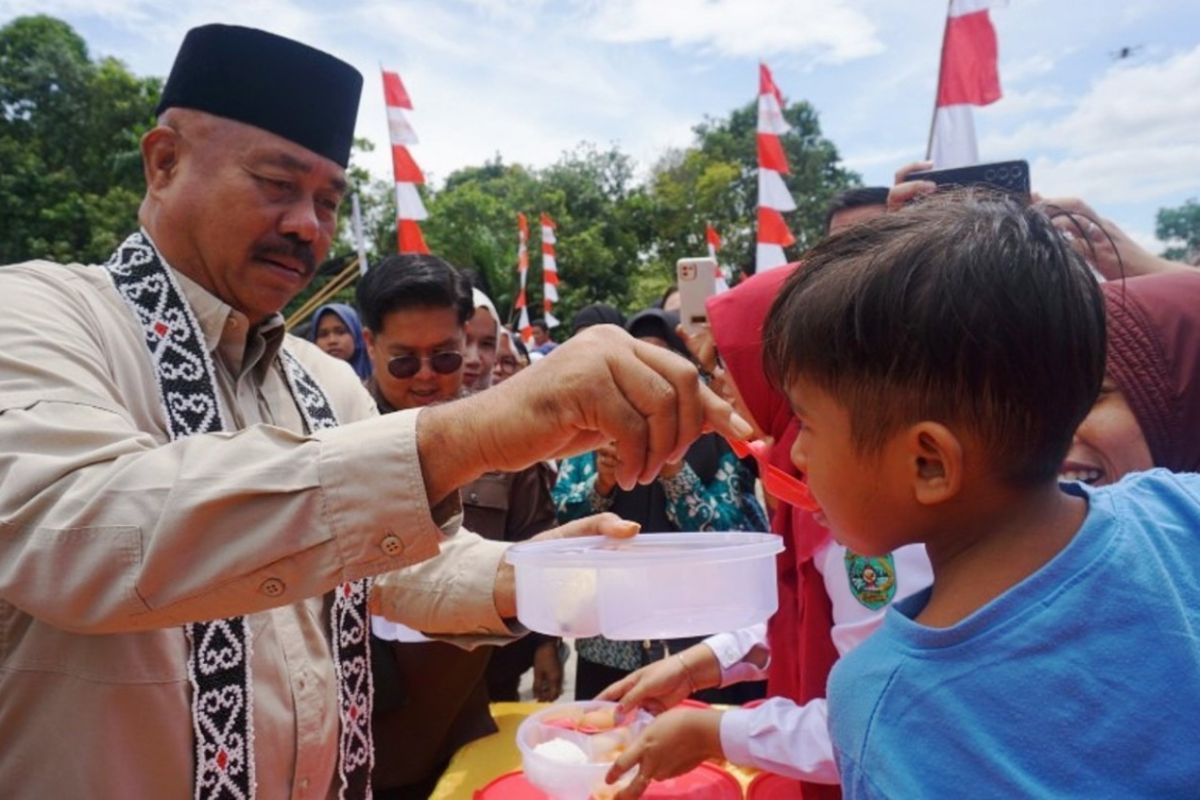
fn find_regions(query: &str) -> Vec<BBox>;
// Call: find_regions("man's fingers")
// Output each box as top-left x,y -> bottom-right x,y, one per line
536,513 -> 639,542
607,346 -> 681,484
633,340 -> 703,467
698,382 -> 753,442
894,159 -> 933,184
887,180 -> 936,211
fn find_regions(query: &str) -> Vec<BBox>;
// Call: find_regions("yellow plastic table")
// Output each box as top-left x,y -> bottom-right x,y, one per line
430,701 -> 758,799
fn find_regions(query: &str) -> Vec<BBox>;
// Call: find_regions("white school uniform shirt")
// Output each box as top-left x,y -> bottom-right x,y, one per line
702,538 -> 933,783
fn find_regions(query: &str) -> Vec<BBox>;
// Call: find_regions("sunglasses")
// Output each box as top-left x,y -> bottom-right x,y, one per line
386,351 -> 464,379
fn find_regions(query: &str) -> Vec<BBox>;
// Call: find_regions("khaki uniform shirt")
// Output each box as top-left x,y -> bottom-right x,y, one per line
0,259 -> 511,798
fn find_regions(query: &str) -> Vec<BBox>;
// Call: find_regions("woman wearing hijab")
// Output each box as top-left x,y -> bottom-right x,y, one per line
600,268 -> 933,798
310,302 -> 372,381
1064,270 -> 1200,484
554,307 -> 769,701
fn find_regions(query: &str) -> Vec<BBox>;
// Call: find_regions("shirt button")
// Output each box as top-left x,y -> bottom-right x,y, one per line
467,491 -> 479,503
260,577 -> 285,597
381,532 -> 403,556
299,777 -> 310,791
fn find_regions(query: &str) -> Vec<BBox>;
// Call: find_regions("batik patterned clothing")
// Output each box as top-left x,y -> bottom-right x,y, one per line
0,254 -> 512,798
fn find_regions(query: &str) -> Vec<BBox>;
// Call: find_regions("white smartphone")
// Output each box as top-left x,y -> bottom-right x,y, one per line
676,257 -> 718,330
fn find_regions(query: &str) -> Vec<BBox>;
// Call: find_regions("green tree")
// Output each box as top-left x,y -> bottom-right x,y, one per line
639,100 -> 859,304
0,15 -> 160,264
423,157 -> 542,320
1156,198 -> 1200,262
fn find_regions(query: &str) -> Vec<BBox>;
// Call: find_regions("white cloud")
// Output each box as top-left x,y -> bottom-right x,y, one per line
979,87 -> 1068,117
583,0 -> 883,62
1002,52 -> 1059,84
980,44 -> 1200,204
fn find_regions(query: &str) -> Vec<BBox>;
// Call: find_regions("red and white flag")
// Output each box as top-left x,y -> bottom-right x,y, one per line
540,213 -> 560,329
514,213 -> 532,339
928,0 -> 1003,168
705,223 -> 731,293
705,223 -> 721,261
756,63 -> 796,273
382,70 -> 430,254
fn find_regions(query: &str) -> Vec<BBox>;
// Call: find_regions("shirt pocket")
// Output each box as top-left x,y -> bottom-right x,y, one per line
0,601 -> 189,684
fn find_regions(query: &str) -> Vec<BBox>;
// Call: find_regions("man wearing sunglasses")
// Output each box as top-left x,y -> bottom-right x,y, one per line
360,255 -> 474,412
359,254 -> 563,799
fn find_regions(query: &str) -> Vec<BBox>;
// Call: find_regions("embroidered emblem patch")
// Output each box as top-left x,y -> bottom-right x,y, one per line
844,551 -> 897,610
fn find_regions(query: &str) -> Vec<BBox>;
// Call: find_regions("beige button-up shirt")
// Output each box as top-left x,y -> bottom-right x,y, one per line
0,257 -> 512,798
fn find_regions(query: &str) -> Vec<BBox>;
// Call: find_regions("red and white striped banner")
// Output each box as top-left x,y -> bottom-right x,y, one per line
929,0 -> 1003,168
382,69 -> 429,254
706,223 -> 731,293
514,213 -> 532,339
705,223 -> 721,261
756,63 -> 795,273
540,213 -> 560,329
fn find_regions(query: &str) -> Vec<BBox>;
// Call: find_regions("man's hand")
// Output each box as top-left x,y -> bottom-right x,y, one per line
1039,196 -> 1189,280
532,640 -> 564,702
418,325 -> 753,505
595,443 -> 621,498
493,513 -> 639,619
605,708 -> 725,800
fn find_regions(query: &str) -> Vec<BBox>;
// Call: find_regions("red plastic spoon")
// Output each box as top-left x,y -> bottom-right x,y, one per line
725,436 -> 820,512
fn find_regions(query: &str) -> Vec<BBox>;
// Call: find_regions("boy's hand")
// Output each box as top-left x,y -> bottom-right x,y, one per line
605,708 -> 725,799
598,646 -> 720,715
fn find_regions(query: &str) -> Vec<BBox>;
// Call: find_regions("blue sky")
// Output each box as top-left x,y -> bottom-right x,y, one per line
5,0 -> 1198,251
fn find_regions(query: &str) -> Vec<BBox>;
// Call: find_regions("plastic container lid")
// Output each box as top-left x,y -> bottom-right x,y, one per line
475,764 -> 742,799
745,772 -> 805,799
507,532 -> 782,639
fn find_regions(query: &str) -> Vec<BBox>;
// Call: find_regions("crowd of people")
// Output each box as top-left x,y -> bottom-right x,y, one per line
1,20 -> 1198,800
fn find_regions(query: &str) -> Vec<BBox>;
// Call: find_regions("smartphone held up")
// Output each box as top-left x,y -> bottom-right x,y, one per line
675,257 -> 718,332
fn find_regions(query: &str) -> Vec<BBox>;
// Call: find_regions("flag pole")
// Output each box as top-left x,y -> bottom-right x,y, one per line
925,0 -> 954,161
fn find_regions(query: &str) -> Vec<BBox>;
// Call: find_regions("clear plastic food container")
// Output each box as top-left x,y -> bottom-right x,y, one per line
516,701 -> 653,800
506,532 -> 783,639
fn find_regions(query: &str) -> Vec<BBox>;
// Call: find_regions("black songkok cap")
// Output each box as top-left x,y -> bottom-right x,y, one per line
157,24 -> 362,167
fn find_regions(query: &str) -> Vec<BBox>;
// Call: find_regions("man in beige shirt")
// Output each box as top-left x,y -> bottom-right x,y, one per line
0,24 -> 748,799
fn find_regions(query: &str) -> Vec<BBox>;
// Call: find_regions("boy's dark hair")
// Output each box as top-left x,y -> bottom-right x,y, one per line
531,319 -> 549,333
823,186 -> 890,234
355,254 -> 474,332
765,189 -> 1106,486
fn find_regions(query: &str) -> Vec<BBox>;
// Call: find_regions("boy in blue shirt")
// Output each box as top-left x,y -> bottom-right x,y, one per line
758,190 -> 1200,799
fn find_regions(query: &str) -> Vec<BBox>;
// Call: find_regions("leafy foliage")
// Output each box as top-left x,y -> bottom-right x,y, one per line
1155,198 -> 1200,263
0,15 -> 159,264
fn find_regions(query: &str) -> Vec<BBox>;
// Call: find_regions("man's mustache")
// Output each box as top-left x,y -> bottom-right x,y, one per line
253,238 -> 316,276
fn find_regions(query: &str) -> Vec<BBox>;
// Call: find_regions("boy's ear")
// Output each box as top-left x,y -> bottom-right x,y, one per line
904,422 -> 963,505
